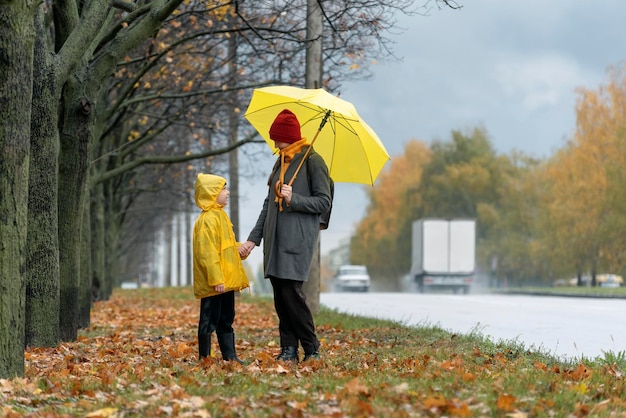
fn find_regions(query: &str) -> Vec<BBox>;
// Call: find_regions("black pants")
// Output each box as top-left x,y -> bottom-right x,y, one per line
270,277 -> 319,354
198,291 -> 235,336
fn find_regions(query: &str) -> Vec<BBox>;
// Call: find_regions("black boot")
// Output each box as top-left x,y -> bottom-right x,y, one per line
217,332 -> 244,364
303,350 -> 320,362
198,333 -> 211,360
276,346 -> 299,363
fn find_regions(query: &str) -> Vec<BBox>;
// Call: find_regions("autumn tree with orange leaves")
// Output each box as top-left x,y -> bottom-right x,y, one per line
542,66 -> 626,284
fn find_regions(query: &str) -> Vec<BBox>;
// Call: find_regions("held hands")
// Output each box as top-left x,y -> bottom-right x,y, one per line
239,241 -> 255,259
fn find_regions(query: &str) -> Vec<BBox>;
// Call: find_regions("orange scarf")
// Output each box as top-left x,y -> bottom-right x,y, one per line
274,139 -> 308,211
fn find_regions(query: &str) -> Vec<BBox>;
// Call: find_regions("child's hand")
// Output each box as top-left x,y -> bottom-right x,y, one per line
214,284 -> 225,293
239,241 -> 254,259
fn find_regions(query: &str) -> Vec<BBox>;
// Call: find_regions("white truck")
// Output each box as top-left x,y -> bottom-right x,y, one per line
410,218 -> 476,294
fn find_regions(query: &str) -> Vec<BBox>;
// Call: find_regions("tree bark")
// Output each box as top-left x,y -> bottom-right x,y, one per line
303,0 -> 324,315
0,1 -> 35,378
58,79 -> 93,341
90,182 -> 105,301
79,189 -> 92,328
25,7 -> 61,348
228,29 -> 241,240
164,216 -> 173,287
102,179 -> 116,299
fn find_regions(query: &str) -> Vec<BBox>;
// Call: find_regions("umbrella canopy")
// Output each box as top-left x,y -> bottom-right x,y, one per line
244,85 -> 390,185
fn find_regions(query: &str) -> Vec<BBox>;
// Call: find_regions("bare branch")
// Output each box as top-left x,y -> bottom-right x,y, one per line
92,133 -> 263,184
111,0 -> 136,13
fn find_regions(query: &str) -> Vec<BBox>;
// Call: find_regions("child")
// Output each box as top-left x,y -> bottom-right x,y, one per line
193,173 -> 249,363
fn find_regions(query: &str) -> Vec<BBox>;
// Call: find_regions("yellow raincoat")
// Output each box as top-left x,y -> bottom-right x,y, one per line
193,174 -> 249,299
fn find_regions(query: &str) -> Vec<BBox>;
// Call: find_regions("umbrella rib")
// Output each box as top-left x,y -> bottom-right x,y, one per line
325,118 -> 337,175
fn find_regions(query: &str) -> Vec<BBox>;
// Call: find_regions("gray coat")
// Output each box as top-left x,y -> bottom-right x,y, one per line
247,147 -> 332,281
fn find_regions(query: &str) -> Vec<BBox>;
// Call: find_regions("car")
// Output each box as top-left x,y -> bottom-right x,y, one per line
552,274 -> 624,288
334,265 -> 370,292
553,278 -> 574,287
596,274 -> 624,288
120,281 -> 139,289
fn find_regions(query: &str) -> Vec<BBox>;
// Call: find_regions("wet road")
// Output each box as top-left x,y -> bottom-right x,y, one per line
320,292 -> 626,361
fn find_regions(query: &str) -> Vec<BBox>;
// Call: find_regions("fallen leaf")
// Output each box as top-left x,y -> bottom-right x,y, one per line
496,393 -> 516,412
86,407 -> 118,417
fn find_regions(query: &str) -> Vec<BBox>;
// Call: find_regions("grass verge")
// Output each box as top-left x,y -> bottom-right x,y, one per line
493,286 -> 626,298
2,287 -> 625,417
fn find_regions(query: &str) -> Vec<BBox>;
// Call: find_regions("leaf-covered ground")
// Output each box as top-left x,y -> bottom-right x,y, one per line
2,287 -> 625,417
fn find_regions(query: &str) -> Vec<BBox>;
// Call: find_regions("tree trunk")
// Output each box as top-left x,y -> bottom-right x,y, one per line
305,0 -> 323,89
79,190 -> 92,328
90,182 -> 105,301
185,207 -> 192,287
164,215 -> 173,287
0,1 -> 35,378
173,211 -> 180,286
177,211 -> 185,286
227,28 -> 241,240
304,237 -> 321,314
58,79 -> 94,341
302,0 -> 323,315
102,179 -> 116,299
25,7 -> 61,348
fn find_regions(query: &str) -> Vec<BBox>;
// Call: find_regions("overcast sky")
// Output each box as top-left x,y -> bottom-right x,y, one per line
237,0 -> 626,273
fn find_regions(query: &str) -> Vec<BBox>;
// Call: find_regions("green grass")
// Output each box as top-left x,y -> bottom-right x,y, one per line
4,287 -> 625,417
493,285 -> 626,297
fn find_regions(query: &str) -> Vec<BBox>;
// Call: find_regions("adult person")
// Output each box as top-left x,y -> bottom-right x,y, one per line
240,109 -> 332,363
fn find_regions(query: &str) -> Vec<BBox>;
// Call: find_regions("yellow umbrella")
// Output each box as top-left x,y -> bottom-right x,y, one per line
244,85 -> 390,185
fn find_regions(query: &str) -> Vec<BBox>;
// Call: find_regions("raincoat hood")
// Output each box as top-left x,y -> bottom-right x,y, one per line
195,174 -> 226,211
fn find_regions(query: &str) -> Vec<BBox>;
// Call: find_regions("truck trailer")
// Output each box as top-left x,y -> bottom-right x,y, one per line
410,218 -> 476,294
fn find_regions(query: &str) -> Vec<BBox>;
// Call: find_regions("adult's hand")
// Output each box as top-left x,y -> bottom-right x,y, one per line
281,183 -> 292,205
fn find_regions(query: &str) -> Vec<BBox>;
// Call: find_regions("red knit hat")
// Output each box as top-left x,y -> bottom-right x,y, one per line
269,109 -> 301,144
